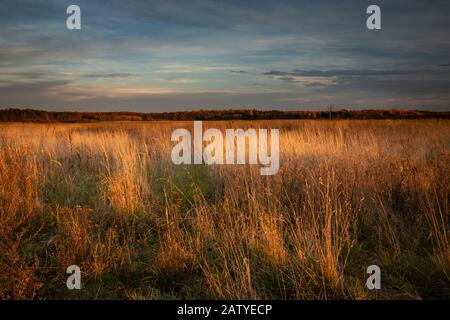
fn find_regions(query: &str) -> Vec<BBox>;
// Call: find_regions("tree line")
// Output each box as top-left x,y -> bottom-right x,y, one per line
0,108 -> 448,122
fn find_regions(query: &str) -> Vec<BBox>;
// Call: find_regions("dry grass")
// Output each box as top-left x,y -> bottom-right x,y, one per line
0,120 -> 448,299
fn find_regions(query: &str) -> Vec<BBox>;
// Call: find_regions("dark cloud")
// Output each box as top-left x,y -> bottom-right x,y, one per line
304,82 -> 328,88
229,70 -> 250,74
0,72 -> 135,82
1,71 -> 50,80
278,76 -> 297,81
0,80 -> 71,91
264,67 -> 450,98
81,73 -> 135,79
263,71 -> 287,76
0,80 -> 72,107
264,69 -> 417,77
333,78 -> 450,96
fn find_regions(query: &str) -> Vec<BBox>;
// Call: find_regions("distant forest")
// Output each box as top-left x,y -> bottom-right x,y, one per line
0,108 -> 449,122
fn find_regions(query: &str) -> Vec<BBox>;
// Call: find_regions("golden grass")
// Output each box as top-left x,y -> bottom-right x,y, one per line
0,120 -> 449,299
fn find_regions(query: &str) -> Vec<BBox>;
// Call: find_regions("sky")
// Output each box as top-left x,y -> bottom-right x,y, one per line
0,0 -> 449,112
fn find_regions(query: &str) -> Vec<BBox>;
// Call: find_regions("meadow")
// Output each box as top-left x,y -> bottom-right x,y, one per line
0,119 -> 448,299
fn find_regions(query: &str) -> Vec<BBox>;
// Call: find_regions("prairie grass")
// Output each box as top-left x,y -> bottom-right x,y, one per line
0,120 -> 448,299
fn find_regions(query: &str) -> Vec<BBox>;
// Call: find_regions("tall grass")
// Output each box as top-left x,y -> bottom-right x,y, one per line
0,120 -> 448,299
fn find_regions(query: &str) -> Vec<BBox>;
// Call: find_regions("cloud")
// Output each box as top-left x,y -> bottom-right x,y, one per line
81,72 -> 135,79
303,82 -> 329,88
0,71 -> 136,81
333,78 -> 450,96
1,0 -> 450,111
263,69 -> 416,77
229,70 -> 250,74
263,67 -> 450,98
0,80 -> 71,91
0,80 -> 73,107
278,76 -> 296,81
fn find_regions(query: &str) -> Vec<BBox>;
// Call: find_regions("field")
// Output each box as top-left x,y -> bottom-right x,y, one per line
0,120 -> 449,299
